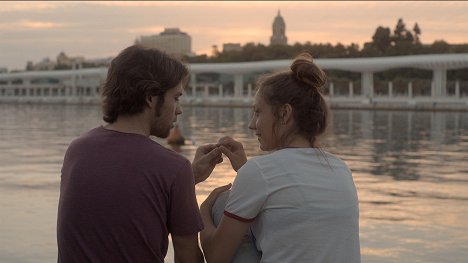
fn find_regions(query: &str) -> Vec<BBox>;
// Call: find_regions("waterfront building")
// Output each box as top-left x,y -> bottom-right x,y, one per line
270,10 -> 288,46
135,28 -> 192,57
56,52 -> 85,68
25,52 -> 111,72
29,58 -> 55,71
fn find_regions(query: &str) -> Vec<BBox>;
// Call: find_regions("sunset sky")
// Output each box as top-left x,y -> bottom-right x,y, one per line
1,1 -> 467,70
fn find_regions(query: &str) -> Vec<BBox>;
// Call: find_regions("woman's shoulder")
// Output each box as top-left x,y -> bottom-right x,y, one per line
245,152 -> 277,166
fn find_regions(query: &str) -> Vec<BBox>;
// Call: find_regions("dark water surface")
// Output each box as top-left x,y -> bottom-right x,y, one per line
0,104 -> 467,262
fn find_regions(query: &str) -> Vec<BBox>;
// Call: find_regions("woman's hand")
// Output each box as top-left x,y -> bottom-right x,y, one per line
217,136 -> 247,172
200,183 -> 251,263
200,183 -> 232,216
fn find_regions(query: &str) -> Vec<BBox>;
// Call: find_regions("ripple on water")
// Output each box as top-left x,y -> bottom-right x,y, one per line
1,105 -> 468,262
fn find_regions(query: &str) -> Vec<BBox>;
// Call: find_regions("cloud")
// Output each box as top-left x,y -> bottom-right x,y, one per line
0,19 -> 66,30
0,2 -> 60,12
19,19 -> 65,29
126,26 -> 166,35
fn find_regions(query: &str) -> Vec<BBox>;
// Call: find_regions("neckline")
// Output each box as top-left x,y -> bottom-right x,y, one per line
99,125 -> 150,139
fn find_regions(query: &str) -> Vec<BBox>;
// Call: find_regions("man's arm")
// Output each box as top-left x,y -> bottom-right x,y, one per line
192,144 -> 223,184
172,234 -> 204,263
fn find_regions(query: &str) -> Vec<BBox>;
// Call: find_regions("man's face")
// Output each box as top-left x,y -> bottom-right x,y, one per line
150,82 -> 183,138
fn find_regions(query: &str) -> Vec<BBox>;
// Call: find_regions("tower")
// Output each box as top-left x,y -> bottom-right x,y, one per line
270,10 -> 288,46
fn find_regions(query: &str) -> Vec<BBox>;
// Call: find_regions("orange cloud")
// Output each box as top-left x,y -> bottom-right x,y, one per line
0,2 -> 60,12
18,19 -> 65,29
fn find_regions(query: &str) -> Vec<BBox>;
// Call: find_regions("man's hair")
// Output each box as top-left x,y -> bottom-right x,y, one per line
101,45 -> 188,123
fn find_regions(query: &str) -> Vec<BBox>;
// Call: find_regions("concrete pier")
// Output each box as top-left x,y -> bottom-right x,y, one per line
1,54 -> 467,111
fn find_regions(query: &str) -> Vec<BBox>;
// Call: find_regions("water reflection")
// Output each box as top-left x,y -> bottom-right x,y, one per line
0,104 -> 467,263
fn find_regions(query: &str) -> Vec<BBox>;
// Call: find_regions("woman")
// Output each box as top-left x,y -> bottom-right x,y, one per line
200,53 -> 361,263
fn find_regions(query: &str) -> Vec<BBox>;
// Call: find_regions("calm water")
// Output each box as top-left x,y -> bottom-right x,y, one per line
0,103 -> 467,263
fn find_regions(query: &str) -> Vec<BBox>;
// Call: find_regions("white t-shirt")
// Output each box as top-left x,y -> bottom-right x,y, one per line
224,148 -> 360,263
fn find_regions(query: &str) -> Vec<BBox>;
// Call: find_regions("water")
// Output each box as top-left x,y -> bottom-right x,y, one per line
0,103 -> 467,263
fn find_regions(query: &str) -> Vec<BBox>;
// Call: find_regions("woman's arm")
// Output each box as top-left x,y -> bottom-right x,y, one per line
200,185 -> 251,263
217,136 -> 247,172
172,234 -> 204,263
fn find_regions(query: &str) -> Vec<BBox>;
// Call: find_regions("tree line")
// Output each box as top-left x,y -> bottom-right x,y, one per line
186,18 -> 468,62
184,18 -> 468,82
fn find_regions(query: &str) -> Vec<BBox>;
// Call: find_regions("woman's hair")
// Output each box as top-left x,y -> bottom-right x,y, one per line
101,45 -> 188,123
256,52 -> 328,147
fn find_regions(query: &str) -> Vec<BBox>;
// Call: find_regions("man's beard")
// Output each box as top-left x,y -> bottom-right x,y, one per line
151,107 -> 172,138
151,125 -> 171,138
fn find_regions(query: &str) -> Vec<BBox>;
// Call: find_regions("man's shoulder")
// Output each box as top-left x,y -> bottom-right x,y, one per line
147,142 -> 190,165
67,126 -> 102,147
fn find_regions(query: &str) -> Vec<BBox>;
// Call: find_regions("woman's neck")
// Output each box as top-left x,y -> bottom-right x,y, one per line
280,135 -> 313,149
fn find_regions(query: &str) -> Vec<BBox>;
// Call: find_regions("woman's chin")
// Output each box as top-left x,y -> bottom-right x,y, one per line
259,144 -> 270,151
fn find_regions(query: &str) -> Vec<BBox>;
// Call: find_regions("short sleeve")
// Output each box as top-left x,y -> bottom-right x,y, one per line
168,159 -> 204,235
224,159 -> 268,222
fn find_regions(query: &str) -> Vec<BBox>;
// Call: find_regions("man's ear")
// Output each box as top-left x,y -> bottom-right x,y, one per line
145,96 -> 155,108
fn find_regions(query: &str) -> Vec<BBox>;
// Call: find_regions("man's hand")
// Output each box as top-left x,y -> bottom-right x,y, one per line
192,144 -> 223,184
217,136 -> 247,172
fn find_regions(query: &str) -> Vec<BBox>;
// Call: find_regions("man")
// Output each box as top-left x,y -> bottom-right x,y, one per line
57,45 -> 221,263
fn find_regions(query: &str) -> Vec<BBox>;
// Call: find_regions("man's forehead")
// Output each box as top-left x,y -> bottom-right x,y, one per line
169,82 -> 184,94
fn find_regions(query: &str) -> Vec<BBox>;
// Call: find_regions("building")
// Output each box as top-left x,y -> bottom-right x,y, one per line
29,58 -> 55,71
25,52 -> 108,71
135,28 -> 192,57
56,52 -> 85,68
270,10 -> 288,46
223,43 -> 242,52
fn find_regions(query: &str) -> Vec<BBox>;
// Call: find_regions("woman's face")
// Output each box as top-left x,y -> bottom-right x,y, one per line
249,92 -> 278,151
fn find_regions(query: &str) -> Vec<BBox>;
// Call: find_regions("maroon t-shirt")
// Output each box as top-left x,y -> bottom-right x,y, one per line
57,126 -> 203,263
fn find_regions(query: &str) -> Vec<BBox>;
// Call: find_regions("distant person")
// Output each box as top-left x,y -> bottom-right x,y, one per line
199,53 -> 361,262
57,45 -> 222,263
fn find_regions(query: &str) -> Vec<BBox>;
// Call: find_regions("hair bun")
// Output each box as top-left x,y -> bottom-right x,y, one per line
290,53 -> 326,92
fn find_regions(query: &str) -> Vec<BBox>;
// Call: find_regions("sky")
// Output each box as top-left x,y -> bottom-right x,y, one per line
0,1 -> 467,70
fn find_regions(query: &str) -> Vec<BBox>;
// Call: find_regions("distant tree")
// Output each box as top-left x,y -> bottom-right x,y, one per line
372,26 -> 392,52
334,43 -> 347,57
361,42 -> 383,57
413,23 -> 421,44
346,43 -> 360,57
429,40 -> 451,53
54,64 -> 72,70
404,31 -> 414,43
26,61 -> 34,71
393,18 -> 407,41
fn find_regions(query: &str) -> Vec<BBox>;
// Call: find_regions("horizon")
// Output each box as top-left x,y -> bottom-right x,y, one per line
1,1 -> 468,70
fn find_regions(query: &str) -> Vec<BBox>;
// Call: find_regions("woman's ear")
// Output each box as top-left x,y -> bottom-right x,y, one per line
281,104 -> 293,124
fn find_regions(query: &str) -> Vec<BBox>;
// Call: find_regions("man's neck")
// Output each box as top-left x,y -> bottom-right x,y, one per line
104,114 -> 150,137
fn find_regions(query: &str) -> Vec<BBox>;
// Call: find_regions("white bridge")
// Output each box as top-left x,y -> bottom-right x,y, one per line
1,54 -> 467,110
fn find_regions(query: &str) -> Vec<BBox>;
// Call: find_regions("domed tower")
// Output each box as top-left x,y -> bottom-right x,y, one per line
270,10 -> 288,46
